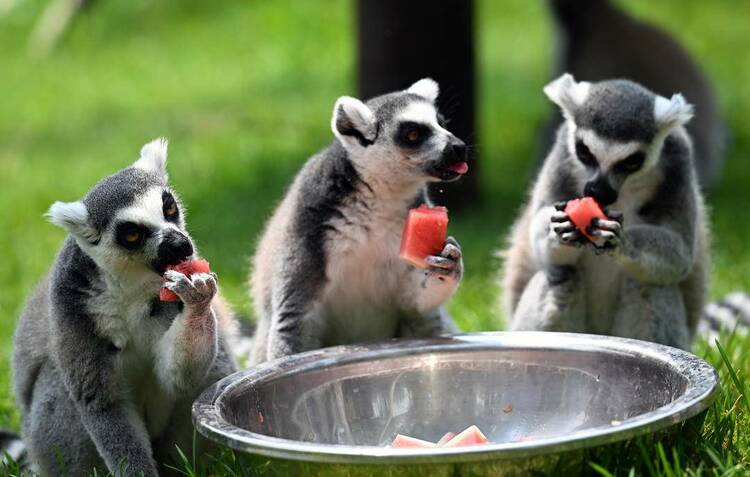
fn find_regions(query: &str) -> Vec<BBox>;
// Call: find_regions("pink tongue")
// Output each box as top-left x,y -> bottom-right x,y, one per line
447,162 -> 469,174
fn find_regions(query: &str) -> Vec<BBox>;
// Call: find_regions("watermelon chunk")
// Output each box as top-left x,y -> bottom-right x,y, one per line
160,259 -> 211,302
564,197 -> 607,242
390,434 -> 437,449
399,204 -> 449,269
436,432 -> 456,447
441,425 -> 489,448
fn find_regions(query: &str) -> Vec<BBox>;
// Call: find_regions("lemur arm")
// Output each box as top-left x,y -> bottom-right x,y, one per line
618,224 -> 694,285
530,204 -> 584,268
398,237 -> 462,336
156,272 -> 219,396
54,311 -> 158,477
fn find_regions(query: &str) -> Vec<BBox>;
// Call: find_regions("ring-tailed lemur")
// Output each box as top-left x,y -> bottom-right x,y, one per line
502,74 -> 709,350
250,79 -> 468,364
10,139 -> 237,476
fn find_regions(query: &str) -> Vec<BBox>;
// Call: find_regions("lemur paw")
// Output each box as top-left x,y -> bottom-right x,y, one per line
164,271 -> 218,309
551,201 -> 584,247
424,236 -> 463,282
588,209 -> 623,253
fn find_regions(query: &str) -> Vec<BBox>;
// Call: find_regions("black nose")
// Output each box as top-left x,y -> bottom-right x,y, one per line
584,178 -> 618,206
451,141 -> 468,161
158,230 -> 193,265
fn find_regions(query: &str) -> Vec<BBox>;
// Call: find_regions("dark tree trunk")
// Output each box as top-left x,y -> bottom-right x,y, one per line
356,0 -> 479,208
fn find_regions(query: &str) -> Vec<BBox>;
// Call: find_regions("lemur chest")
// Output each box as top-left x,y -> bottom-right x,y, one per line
321,215 -> 411,343
578,199 -> 647,333
88,287 -> 178,437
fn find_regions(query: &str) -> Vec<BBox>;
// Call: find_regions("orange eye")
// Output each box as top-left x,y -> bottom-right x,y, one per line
125,231 -> 140,243
406,130 -> 419,142
165,203 -> 177,216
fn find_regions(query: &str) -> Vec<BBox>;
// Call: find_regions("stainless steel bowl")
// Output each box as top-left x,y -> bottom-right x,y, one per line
193,332 -> 718,476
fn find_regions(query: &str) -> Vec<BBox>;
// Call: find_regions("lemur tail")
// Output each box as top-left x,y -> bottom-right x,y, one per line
0,429 -> 26,468
700,292 -> 750,339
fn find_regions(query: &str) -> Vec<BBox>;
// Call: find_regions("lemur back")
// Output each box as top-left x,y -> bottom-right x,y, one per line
250,79 -> 468,364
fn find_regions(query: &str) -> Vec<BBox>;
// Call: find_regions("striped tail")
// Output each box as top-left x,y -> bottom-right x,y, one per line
0,429 -> 26,467
700,292 -> 750,339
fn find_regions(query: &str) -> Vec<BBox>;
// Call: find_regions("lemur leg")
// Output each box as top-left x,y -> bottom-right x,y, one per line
512,203 -> 587,331
410,236 -> 463,316
611,280 -> 691,349
25,362 -> 105,476
157,271 -> 219,395
511,268 -> 587,332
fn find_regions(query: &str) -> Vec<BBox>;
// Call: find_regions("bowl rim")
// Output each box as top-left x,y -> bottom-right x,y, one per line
192,332 -> 719,464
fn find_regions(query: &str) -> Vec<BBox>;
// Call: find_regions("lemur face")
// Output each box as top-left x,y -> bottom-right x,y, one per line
48,138 -> 196,277
331,78 -> 469,183
545,74 -> 693,205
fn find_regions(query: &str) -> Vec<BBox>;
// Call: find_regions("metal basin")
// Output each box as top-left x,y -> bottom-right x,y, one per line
193,332 -> 718,476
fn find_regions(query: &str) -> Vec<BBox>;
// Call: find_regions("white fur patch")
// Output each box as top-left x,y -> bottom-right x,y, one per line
133,137 -> 168,175
575,128 -> 642,171
46,200 -> 99,242
654,94 -> 693,131
331,96 -> 377,146
544,73 -> 591,117
397,102 -> 440,128
407,78 -> 439,102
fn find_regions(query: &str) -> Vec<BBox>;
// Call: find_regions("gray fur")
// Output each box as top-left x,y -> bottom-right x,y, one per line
545,0 -> 728,188
502,77 -> 709,350
574,80 -> 657,143
12,139 -> 238,476
250,79 -> 465,364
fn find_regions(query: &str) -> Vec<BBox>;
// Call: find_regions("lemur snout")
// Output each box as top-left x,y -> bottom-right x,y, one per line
584,176 -> 617,206
450,141 -> 468,163
158,230 -> 193,266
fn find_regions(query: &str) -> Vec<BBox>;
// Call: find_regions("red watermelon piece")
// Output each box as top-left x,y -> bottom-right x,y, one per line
160,259 -> 211,302
564,197 -> 607,242
436,432 -> 456,447
441,425 -> 489,448
399,204 -> 449,269
390,434 -> 437,449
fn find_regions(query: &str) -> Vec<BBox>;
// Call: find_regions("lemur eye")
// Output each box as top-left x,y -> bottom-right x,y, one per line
115,222 -> 149,250
397,122 -> 432,147
575,141 -> 597,167
615,152 -> 646,174
162,191 -> 179,221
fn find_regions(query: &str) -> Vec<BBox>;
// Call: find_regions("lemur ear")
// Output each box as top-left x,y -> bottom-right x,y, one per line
544,73 -> 591,117
331,96 -> 378,149
133,137 -> 168,175
407,78 -> 439,103
46,201 -> 99,242
654,93 -> 694,131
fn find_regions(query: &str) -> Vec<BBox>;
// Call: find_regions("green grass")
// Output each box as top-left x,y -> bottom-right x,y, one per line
1,0 -> 749,475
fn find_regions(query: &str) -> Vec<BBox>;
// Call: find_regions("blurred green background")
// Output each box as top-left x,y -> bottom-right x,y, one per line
1,0 -> 748,473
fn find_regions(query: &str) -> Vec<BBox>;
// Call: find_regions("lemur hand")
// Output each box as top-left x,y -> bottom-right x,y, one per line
589,208 -> 624,254
163,271 -> 217,310
551,201 -> 584,247
424,236 -> 463,283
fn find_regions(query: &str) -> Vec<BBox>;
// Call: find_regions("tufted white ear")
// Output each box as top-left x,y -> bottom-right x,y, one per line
406,78 -> 439,103
331,96 -> 378,149
46,200 -> 99,242
544,73 -> 591,118
654,93 -> 693,131
133,137 -> 168,175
